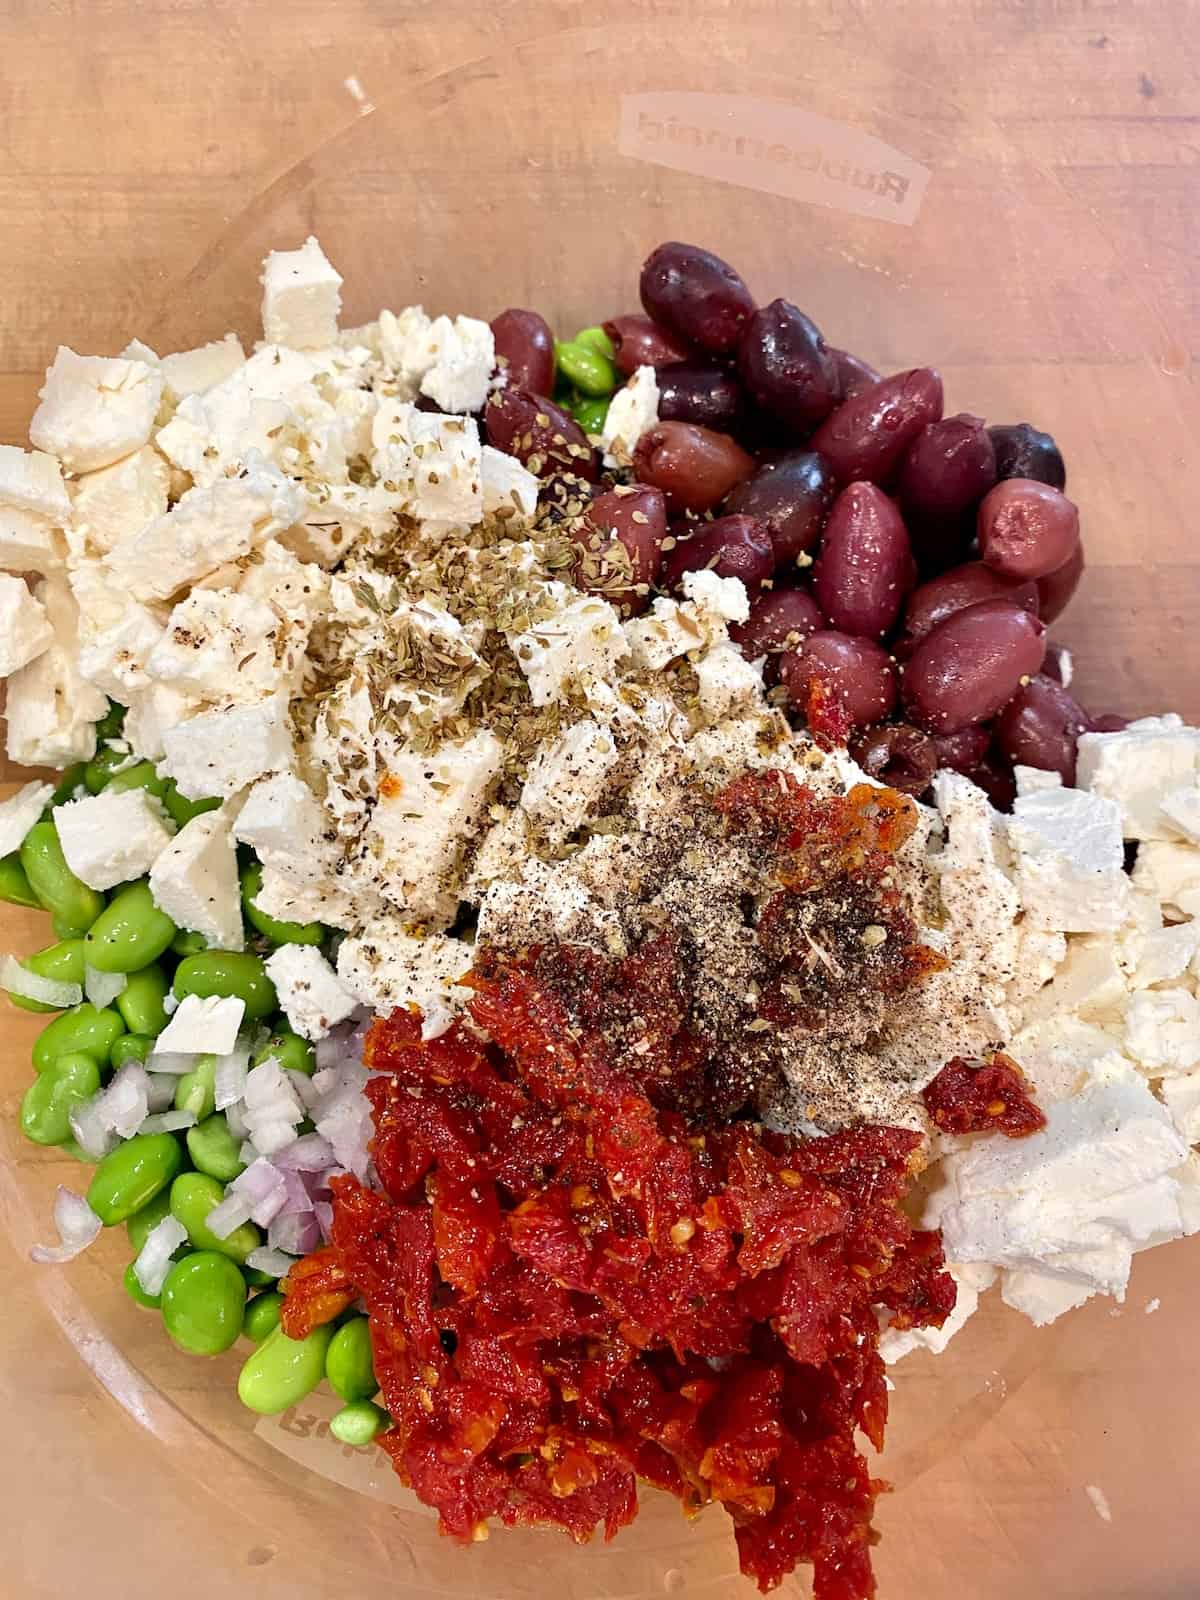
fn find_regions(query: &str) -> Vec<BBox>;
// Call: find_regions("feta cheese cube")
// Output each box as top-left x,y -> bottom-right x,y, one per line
1021,939 -> 1127,1023
253,862 -> 356,933
370,402 -> 483,527
1129,920 -> 1200,989
419,315 -> 495,414
1133,839 -> 1200,920
145,589 -> 289,703
160,693 -> 293,799
681,568 -> 751,625
159,334 -> 246,401
0,507 -> 65,574
481,444 -> 539,521
999,1265 -> 1104,1327
1008,787 -> 1131,933
623,596 -> 709,671
122,682 -> 200,762
520,720 -> 618,842
0,780 -> 54,857
378,305 -> 436,394
155,993 -> 245,1055
263,944 -> 358,1040
0,575 -> 53,675
1007,1013 -> 1123,1103
695,640 -> 763,722
879,1262 -> 997,1362
232,772 -> 350,924
155,348 -> 317,485
508,584 -> 629,707
1014,764 -> 1063,797
5,578 -> 107,766
69,446 -> 170,557
1161,1069 -> 1200,1143
149,808 -> 244,951
1160,783 -> 1200,844
1124,988 -> 1200,1076
0,443 -> 72,522
236,538 -> 330,625
601,365 -> 659,463
336,925 -> 469,1038
1077,720 -> 1200,840
53,788 -> 173,891
30,347 -> 162,472
260,237 -> 343,350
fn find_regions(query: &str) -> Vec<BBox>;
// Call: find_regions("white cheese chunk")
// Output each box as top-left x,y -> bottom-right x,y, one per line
1160,783 -> 1200,844
623,596 -> 709,671
253,863 -> 356,934
681,568 -> 751,626
1124,987 -> 1200,1076
601,364 -> 659,463
370,402 -> 483,527
1021,939 -> 1127,1023
158,334 -> 246,401
232,772 -> 351,927
122,682 -> 202,763
260,237 -> 343,350
418,315 -> 495,415
145,589 -> 291,703
53,789 -> 173,891
999,1267 -> 1099,1327
519,720 -> 618,842
695,640 -> 763,723
0,507 -> 65,574
1008,787 -> 1131,933
1161,1069 -> 1200,1143
0,780 -> 54,857
263,944 -> 358,1040
0,443 -> 72,522
69,446 -> 170,557
155,993 -> 245,1055
336,925 -> 469,1038
378,305 -> 436,394
160,693 -> 292,799
1008,1013 -> 1123,1103
1129,920 -> 1200,989
1132,839 -> 1200,921
480,445 -> 539,521
5,578 -> 107,766
0,575 -> 53,675
149,809 -> 244,951
30,347 -> 162,472
508,584 -> 629,707
1077,719 -> 1200,841
1014,764 -> 1063,798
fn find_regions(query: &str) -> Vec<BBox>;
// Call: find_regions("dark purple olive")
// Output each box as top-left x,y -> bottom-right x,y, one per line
810,368 -> 944,485
1036,541 -> 1085,622
988,423 -> 1066,491
639,242 -> 756,355
736,299 -> 840,432
603,314 -> 694,377
829,347 -> 881,400
661,514 -> 774,593
901,598 -> 1047,734
897,561 -> 1040,656
978,479 -> 1080,581
934,725 -> 993,774
966,755 -> 1017,813
898,413 -> 997,566
632,422 -> 755,514
780,631 -> 898,728
655,362 -> 744,431
994,673 -> 1090,785
849,723 -> 937,796
728,587 -> 825,661
812,483 -> 914,639
485,388 -> 599,481
490,309 -> 555,396
572,486 -> 667,616
724,450 -> 838,566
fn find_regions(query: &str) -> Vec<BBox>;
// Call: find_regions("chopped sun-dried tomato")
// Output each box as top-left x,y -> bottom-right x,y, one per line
922,1052 -> 1047,1140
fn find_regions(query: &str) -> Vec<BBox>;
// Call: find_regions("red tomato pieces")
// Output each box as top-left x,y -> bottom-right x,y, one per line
922,1052 -> 1047,1139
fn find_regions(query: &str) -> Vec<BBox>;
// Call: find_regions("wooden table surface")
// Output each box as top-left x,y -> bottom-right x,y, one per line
2,3 -> 1198,1597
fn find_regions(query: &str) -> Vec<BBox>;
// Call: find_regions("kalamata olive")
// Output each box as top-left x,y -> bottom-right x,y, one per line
812,483 -> 914,639
901,598 -> 1047,734
810,368 -> 944,485
780,631 -> 898,728
655,362 -> 744,431
977,478 -> 1080,581
632,421 -> 755,514
661,513 -> 774,595
603,314 -> 694,377
1089,713 -> 1130,733
572,486 -> 667,616
724,449 -> 838,566
897,561 -> 1039,656
849,723 -> 937,796
898,414 -> 997,565
966,755 -> 1017,813
490,309 -> 555,396
736,299 -> 840,432
728,587 -> 825,661
639,242 -> 756,355
988,422 -> 1066,490
485,388 -> 599,482
1042,640 -> 1073,685
994,673 -> 1090,784
1036,541 -> 1085,622
933,725 -> 992,774
829,347 -> 881,399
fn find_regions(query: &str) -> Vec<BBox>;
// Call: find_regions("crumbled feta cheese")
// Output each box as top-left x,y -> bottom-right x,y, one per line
30,347 -> 162,472
1014,764 -> 1063,798
1077,719 -> 1200,840
160,693 -> 292,799
263,944 -> 358,1040
155,348 -> 316,485
1160,782 -> 1200,844
236,538 -> 330,626
0,780 -> 54,857
601,364 -> 659,463
1124,988 -> 1200,1076
0,575 -> 53,675
1007,787 -> 1131,933
480,445 -> 539,520
122,682 -> 201,762
1161,1069 -> 1200,1143
418,315 -> 495,414
260,237 -> 343,350
508,584 -> 629,707
519,720 -> 618,842
0,507 -> 65,574
53,789 -> 173,891
1008,1013 -> 1123,1103
624,595 -> 711,671
1132,839 -> 1200,920
336,925 -> 469,1038
695,640 -> 763,722
1129,920 -> 1200,989
145,589 -> 292,703
370,402 -> 483,527
0,443 -> 72,522
253,862 -> 356,933
158,334 -> 246,401
149,809 -> 244,951
232,772 -> 350,925
1021,940 -> 1127,1023
680,568 -> 751,625
4,578 -> 107,766
155,993 -> 245,1055
69,446 -> 170,558
378,305 -> 436,394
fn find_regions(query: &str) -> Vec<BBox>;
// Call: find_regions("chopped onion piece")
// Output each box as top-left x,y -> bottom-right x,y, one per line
278,1169 -> 313,1216
231,1158 -> 289,1225
145,1073 -> 179,1113
31,1187 -> 102,1264
313,1200 -> 334,1241
145,1051 -> 197,1075
287,1069 -> 320,1110
106,1063 -> 152,1138
245,1246 -> 296,1279
132,1215 -> 188,1295
224,1102 -> 249,1140
213,1045 -> 250,1111
238,1139 -> 258,1166
272,1133 -> 336,1171
84,965 -> 127,1009
268,1210 -> 321,1255
204,1190 -> 253,1240
70,1097 -> 118,1161
1,954 -> 82,1010
139,1109 -> 197,1134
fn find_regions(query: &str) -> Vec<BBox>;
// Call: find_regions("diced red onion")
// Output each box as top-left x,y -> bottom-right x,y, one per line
1,954 -> 82,1010
213,1046 -> 250,1110
278,1169 -> 314,1216
315,1096 -> 372,1182
231,1158 -> 289,1225
287,1069 -> 320,1110
238,1139 -> 258,1166
272,1133 -> 336,1171
204,1190 -> 254,1240
224,1103 -> 249,1141
245,1245 -> 296,1279
313,1200 -> 334,1241
30,1187 -> 102,1265
268,1210 -> 322,1255
132,1215 -> 188,1295
84,965 -> 127,1009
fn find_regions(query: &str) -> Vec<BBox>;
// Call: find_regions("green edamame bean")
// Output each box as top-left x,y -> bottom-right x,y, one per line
574,324 -> 616,360
171,928 -> 209,958
126,1185 -> 173,1254
85,883 -> 176,974
325,1315 -> 378,1402
0,852 -> 39,909
163,782 -> 220,829
237,1322 -> 334,1414
173,951 -> 276,1020
116,962 -> 169,1035
84,746 -> 133,795
240,863 -> 324,947
20,1052 -> 101,1146
87,1132 -> 183,1225
104,760 -> 169,802
169,1172 -> 261,1262
110,1032 -> 154,1068
161,1251 -> 246,1355
19,821 -> 105,936
32,1003 -> 126,1073
570,394 -> 611,434
554,339 -> 617,397
123,1262 -> 162,1310
94,702 -> 125,743
186,1114 -> 246,1183
242,1265 -> 277,1288
7,939 -> 86,1013
48,764 -> 87,808
252,1028 -> 315,1077
174,1054 -> 217,1120
243,1290 -> 285,1343
329,1400 -> 389,1446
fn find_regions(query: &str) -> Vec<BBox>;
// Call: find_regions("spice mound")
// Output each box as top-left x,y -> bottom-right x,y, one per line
282,957 -> 956,1599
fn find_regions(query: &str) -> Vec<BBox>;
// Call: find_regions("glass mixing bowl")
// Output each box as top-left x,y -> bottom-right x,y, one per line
2,14 -> 1198,1599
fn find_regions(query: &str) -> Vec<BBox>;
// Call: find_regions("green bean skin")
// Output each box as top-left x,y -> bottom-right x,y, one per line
173,951 -> 277,1019
325,1315 -> 379,1402
85,884 -> 176,974
32,1004 -> 126,1073
116,962 -> 170,1034
7,939 -> 86,1013
574,325 -> 617,360
242,1291 -> 285,1343
237,1323 -> 334,1414
161,1252 -> 246,1355
20,1053 -> 102,1145
124,1262 -> 163,1310
329,1400 -> 389,1446
169,1172 -> 261,1263
104,761 -> 169,801
110,1033 -> 155,1069
87,1133 -> 184,1225
186,1114 -> 247,1183
251,1028 -> 315,1076
554,339 -> 618,397
163,783 -> 220,828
